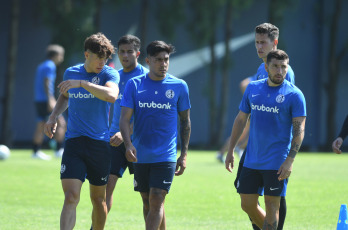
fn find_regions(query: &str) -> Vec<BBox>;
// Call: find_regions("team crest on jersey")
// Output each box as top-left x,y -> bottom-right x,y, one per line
60,164 -> 66,174
165,89 -> 175,99
91,76 -> 100,85
276,94 -> 285,103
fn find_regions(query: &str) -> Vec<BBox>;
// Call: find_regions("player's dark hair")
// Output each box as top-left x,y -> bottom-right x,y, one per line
84,32 -> 115,59
146,40 -> 175,57
255,23 -> 279,41
117,35 -> 141,51
266,49 -> 289,64
46,44 -> 64,59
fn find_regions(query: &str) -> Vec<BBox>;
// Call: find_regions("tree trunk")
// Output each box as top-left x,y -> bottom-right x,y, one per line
1,0 -> 20,146
217,2 -> 232,145
326,0 -> 342,147
208,36 -> 218,146
139,0 -> 149,65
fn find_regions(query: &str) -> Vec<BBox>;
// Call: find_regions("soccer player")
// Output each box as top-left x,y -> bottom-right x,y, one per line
107,35 -> 149,216
231,23 -> 295,230
120,40 -> 191,230
225,50 -> 306,229
44,33 -> 119,230
32,44 -> 66,160
332,115 -> 348,154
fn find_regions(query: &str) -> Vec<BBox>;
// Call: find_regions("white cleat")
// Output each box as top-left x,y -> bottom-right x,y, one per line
32,151 -> 51,160
55,148 -> 64,158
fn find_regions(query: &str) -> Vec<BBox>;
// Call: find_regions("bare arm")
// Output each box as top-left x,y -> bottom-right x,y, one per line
278,116 -> 306,180
120,106 -> 137,162
58,80 -> 119,103
176,109 -> 191,176
44,92 -> 69,139
44,78 -> 56,111
225,111 -> 250,173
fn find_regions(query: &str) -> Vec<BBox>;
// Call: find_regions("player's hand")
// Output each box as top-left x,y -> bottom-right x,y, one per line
110,132 -> 123,147
175,153 -> 187,176
125,145 -> 137,162
225,151 -> 235,173
277,156 -> 294,181
44,117 -> 57,139
58,80 -> 82,94
332,137 -> 343,154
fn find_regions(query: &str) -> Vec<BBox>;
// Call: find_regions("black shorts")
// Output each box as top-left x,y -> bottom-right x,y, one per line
35,101 -> 50,121
109,143 -> 134,178
133,162 -> 176,193
237,167 -> 288,196
60,136 -> 111,186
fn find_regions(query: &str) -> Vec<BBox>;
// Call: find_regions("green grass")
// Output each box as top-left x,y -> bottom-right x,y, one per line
0,150 -> 347,229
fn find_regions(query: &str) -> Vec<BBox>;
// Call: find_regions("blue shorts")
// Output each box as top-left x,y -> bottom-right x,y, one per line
237,167 -> 288,196
110,143 -> 134,178
60,136 -> 111,186
35,102 -> 50,121
133,162 -> 176,193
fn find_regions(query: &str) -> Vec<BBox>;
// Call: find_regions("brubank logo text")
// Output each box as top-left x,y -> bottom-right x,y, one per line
69,92 -> 95,99
139,101 -> 171,110
251,103 -> 279,113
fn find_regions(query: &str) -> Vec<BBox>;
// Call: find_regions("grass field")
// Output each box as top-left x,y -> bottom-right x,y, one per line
0,149 -> 347,229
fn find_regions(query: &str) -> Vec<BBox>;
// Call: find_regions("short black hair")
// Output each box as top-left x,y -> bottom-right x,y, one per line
266,49 -> 289,64
117,34 -> 141,51
146,40 -> 175,57
46,44 -> 64,59
255,23 -> 279,41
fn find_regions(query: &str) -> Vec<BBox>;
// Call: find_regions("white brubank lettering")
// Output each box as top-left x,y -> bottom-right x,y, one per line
139,101 -> 171,110
251,103 -> 279,113
69,92 -> 95,99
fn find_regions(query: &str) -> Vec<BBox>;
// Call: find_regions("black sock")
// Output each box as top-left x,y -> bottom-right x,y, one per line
249,216 -> 261,230
33,144 -> 39,154
277,196 -> 287,230
56,141 -> 63,150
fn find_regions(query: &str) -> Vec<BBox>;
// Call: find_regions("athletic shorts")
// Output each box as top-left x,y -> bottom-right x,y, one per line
60,136 -> 111,186
109,142 -> 134,178
237,167 -> 288,196
35,102 -> 50,121
133,162 -> 176,193
234,150 -> 264,196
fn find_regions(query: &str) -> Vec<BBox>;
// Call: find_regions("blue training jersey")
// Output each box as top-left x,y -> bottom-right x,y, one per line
239,79 -> 306,170
249,63 -> 295,84
34,60 -> 56,102
121,73 -> 191,163
109,64 -> 149,135
64,64 -> 120,142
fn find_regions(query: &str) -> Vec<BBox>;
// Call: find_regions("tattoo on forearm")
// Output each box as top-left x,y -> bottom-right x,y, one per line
289,149 -> 298,158
292,120 -> 303,138
179,111 -> 191,153
263,220 -> 278,230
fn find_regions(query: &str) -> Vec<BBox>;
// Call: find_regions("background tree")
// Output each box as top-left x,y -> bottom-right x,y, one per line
325,0 -> 348,147
1,0 -> 20,146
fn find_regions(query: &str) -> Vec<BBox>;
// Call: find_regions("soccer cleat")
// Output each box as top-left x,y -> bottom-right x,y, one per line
55,148 -> 64,158
32,151 -> 51,160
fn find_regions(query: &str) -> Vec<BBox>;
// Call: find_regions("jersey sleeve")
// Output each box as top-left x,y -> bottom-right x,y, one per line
239,84 -> 251,114
44,64 -> 56,81
290,90 -> 306,118
106,68 -> 120,85
120,79 -> 136,109
178,81 -> 191,112
285,65 -> 295,84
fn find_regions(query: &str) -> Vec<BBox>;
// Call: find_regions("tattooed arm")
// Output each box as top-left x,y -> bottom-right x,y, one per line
175,109 -> 191,176
277,116 -> 306,181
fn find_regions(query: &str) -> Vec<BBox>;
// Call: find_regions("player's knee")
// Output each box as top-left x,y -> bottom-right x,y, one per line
64,191 -> 80,206
90,194 -> 106,207
241,200 -> 255,214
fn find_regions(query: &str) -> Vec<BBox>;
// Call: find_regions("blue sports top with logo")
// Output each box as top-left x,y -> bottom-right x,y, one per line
109,64 -> 149,136
249,63 -> 295,84
34,60 -> 57,102
240,78 -> 306,170
64,64 -> 120,142
121,73 -> 191,163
